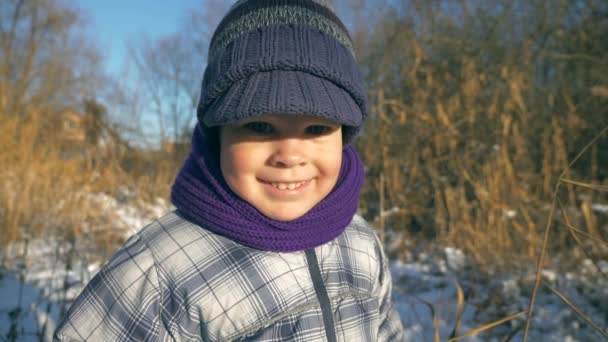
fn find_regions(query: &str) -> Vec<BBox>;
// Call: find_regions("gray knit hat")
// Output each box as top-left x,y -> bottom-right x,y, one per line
197,0 -> 367,142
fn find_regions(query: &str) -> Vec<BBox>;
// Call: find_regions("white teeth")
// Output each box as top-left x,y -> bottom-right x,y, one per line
271,181 -> 305,190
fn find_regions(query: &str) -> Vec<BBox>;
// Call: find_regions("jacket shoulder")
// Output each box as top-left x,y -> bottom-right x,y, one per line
345,214 -> 378,238
134,211 -> 315,340
341,214 -> 385,261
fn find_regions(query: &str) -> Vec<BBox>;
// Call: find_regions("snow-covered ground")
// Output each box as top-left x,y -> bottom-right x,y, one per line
390,251 -> 607,341
1,193 -> 606,341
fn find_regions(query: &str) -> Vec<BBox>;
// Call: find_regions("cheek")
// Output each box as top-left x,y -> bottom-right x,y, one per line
221,145 -> 253,183
219,129 -> 248,185
319,145 -> 343,187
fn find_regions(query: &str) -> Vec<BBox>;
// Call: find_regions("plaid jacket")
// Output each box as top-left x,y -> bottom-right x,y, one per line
54,211 -> 404,341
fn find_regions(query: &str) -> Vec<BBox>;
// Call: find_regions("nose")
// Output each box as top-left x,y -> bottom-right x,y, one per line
268,138 -> 307,168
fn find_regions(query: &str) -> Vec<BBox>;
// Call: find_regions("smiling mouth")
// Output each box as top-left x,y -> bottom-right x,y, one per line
261,179 -> 311,190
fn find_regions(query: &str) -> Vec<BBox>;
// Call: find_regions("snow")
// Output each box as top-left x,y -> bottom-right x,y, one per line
389,252 -> 608,341
444,247 -> 467,271
0,271 -> 63,342
503,209 -> 518,218
1,193 -> 607,341
591,203 -> 608,213
88,189 -> 171,237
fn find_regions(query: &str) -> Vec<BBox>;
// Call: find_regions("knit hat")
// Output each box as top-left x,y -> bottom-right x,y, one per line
197,0 -> 367,142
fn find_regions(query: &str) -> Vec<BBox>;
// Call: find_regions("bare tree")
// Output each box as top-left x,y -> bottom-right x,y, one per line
130,33 -> 197,148
129,0 -> 230,151
0,0 -> 104,119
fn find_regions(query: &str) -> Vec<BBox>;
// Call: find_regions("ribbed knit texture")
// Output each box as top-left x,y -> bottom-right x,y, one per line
170,125 -> 365,252
209,0 -> 353,60
198,0 -> 367,143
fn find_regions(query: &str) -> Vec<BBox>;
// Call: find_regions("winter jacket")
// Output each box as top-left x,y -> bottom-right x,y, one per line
54,211 -> 404,341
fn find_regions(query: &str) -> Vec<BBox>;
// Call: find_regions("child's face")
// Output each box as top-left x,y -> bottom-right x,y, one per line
220,114 -> 343,221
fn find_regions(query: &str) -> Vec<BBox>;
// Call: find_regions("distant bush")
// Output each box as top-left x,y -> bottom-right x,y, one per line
352,0 -> 608,270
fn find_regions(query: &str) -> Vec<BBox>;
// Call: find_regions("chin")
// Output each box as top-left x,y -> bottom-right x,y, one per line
263,208 -> 310,222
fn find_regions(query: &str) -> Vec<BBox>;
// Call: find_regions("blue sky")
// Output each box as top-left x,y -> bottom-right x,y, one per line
73,1 -> 208,145
75,0 -> 203,75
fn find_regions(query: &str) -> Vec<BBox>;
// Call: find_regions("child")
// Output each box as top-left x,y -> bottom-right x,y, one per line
54,0 -> 404,340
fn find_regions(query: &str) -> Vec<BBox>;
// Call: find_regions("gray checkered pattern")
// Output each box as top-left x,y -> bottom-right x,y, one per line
54,211 -> 404,341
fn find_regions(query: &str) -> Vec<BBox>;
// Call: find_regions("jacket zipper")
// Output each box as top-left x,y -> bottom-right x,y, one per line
305,249 -> 338,342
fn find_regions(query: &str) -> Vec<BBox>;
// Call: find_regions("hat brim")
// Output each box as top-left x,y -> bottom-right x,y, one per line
201,70 -> 363,130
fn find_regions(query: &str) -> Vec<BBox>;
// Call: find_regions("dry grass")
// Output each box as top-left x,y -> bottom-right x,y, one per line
350,5 -> 608,335
356,48 -> 608,270
381,125 -> 608,340
0,108 -> 177,257
521,126 -> 608,340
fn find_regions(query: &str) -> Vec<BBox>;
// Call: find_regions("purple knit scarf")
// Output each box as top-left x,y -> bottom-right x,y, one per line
170,125 -> 365,252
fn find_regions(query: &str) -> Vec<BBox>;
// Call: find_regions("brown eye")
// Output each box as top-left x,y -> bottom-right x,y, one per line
306,125 -> 332,135
244,122 -> 274,134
